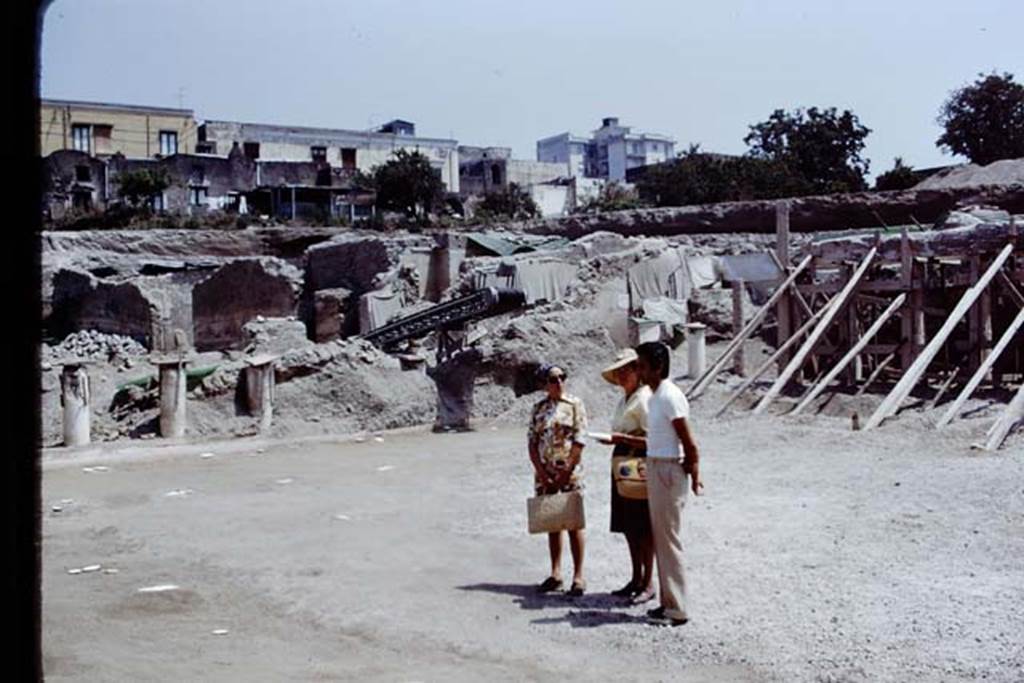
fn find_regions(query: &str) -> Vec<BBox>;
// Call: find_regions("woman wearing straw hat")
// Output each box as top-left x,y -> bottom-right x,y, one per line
600,348 -> 655,604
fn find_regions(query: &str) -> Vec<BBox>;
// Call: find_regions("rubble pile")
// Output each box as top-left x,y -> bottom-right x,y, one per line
44,331 -> 148,367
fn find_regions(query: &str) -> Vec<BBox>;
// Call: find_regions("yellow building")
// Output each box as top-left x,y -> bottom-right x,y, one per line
40,99 -> 199,159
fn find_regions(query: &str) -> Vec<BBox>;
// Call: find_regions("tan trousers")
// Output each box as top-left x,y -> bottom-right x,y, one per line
647,458 -> 689,620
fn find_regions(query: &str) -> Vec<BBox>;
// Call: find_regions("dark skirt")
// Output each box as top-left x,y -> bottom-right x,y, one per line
609,444 -> 652,536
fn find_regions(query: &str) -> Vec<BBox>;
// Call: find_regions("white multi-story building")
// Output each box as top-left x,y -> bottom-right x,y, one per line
536,117 -> 675,182
198,118 -> 460,192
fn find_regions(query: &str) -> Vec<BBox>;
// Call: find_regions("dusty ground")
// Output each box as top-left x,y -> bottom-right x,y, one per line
42,400 -> 1023,682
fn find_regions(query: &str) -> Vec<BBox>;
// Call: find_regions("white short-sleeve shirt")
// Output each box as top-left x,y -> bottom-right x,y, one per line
645,379 -> 691,459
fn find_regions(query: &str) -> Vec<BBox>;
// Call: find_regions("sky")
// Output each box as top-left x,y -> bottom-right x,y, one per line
41,0 -> 1023,179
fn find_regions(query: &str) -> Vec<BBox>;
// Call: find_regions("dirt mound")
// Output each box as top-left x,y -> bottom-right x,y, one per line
914,158 -> 1024,190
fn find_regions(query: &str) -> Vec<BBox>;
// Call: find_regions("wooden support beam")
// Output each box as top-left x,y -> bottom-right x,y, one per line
714,302 -> 831,417
937,304 -> 1024,427
900,227 -> 915,373
864,243 -> 1015,430
854,345 -> 902,398
925,366 -> 961,412
767,250 -> 815,319
997,271 -> 1024,308
732,279 -> 746,377
687,255 -> 813,398
776,202 -> 792,369
968,253 -> 981,371
753,247 -> 878,415
981,381 -> 1024,451
791,294 -> 906,415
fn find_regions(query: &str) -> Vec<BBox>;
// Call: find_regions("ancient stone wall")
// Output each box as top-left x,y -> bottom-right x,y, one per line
192,258 -> 303,351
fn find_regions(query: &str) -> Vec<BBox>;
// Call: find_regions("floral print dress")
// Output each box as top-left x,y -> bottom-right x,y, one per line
528,394 -> 588,495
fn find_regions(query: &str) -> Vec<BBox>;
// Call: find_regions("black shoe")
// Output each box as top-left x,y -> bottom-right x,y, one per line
646,606 -> 666,619
536,576 -> 563,593
650,616 -> 689,627
611,581 -> 637,598
567,580 -> 586,597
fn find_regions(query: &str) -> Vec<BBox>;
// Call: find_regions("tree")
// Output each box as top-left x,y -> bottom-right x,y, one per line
744,107 -> 871,193
874,157 -> 918,192
633,145 -> 805,207
937,72 -> 1024,165
116,168 -> 170,207
367,149 -> 445,220
475,182 -> 539,221
577,181 -> 643,213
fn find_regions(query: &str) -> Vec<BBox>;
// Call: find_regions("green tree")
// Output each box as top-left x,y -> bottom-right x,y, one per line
116,168 -> 170,207
633,145 -> 804,207
476,182 -> 539,220
367,149 -> 444,220
937,71 -> 1024,165
744,107 -> 871,193
577,181 -> 643,213
874,157 -> 918,191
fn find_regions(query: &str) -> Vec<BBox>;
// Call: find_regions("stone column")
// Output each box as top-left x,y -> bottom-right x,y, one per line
685,323 -> 707,379
155,358 -> 189,438
244,355 -> 277,432
60,362 -> 91,447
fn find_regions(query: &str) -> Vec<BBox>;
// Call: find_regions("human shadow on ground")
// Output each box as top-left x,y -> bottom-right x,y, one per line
457,583 -> 640,618
530,609 -> 650,628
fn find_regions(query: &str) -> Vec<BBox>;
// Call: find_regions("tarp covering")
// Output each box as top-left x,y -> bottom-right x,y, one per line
358,286 -> 403,334
427,348 -> 482,430
684,255 -> 723,290
513,258 -> 577,304
628,248 -> 690,302
472,257 -> 576,304
719,253 -> 782,285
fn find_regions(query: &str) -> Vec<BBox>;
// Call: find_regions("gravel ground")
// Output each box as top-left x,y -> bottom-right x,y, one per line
42,403 -> 1023,682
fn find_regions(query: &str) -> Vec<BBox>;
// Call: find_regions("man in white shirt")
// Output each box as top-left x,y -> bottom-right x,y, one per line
634,341 -> 702,626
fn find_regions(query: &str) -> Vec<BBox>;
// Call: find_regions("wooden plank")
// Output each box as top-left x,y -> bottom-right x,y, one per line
753,247 -> 878,415
937,304 -> 1024,427
767,250 -> 815,319
864,243 -> 1015,430
968,254 -> 981,371
687,255 -> 813,398
714,302 -> 831,417
981,381 -> 1024,451
791,294 -> 906,415
732,279 -> 746,377
925,366 -> 961,412
776,202 -> 792,370
900,227 -> 915,373
854,346 -> 901,398
997,270 -> 1024,307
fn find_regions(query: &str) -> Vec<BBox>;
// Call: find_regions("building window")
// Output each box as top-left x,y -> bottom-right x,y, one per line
491,164 -> 502,185
75,165 -> 91,182
341,147 -> 357,170
189,186 -> 208,206
159,131 -> 178,156
72,124 -> 91,153
196,142 -> 216,154
151,193 -> 165,212
243,142 -> 260,160
311,146 -> 327,163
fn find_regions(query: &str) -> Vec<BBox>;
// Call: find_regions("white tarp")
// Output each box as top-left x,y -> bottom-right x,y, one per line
358,286 -> 403,334
628,248 -> 690,302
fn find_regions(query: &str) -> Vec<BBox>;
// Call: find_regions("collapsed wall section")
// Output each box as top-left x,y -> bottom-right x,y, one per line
192,258 -> 303,351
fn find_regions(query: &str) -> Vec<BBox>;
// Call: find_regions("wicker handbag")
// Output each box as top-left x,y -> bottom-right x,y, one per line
612,448 -> 648,500
527,491 -> 586,534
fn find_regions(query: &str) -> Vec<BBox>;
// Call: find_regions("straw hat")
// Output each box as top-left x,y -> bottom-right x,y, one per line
601,348 -> 638,385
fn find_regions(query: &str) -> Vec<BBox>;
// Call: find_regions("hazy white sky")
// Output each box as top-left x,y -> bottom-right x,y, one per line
41,0 -> 1023,177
